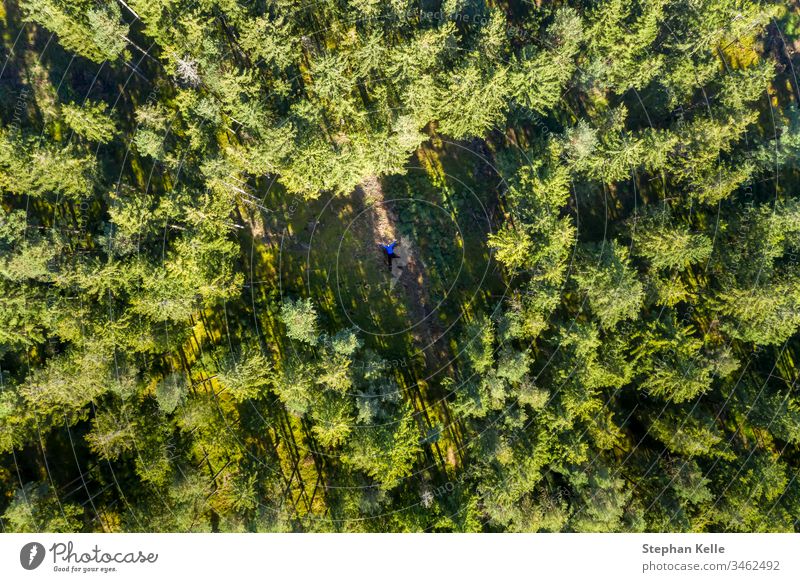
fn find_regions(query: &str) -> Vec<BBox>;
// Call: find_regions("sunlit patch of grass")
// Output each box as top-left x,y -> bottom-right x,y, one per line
720,34 -> 761,69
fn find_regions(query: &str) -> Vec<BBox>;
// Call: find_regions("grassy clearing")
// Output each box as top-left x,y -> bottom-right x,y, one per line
257,140 -> 506,371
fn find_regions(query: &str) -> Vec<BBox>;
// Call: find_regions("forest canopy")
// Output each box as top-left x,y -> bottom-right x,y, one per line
1,0 -> 800,532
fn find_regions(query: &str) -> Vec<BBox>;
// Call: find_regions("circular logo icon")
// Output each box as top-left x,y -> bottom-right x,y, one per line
20,542 -> 46,570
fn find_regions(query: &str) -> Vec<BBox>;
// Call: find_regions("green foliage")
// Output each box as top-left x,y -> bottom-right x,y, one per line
342,406 -> 422,489
216,347 -> 273,402
0,0 -> 798,534
488,225 -> 533,272
86,404 -> 137,461
155,371 -> 188,413
720,283 -> 800,346
62,101 -> 117,143
280,298 -> 319,346
310,391 -> 356,448
632,215 -> 712,271
21,0 -> 128,62
272,355 -> 315,416
3,483 -> 82,532
0,130 -> 95,200
574,242 -> 644,329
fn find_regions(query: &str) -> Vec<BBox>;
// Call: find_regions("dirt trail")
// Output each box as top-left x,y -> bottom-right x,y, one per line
355,177 -> 442,350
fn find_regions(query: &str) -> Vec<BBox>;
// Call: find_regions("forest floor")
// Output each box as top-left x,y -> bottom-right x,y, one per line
249,140 -> 505,376
355,175 -> 439,350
